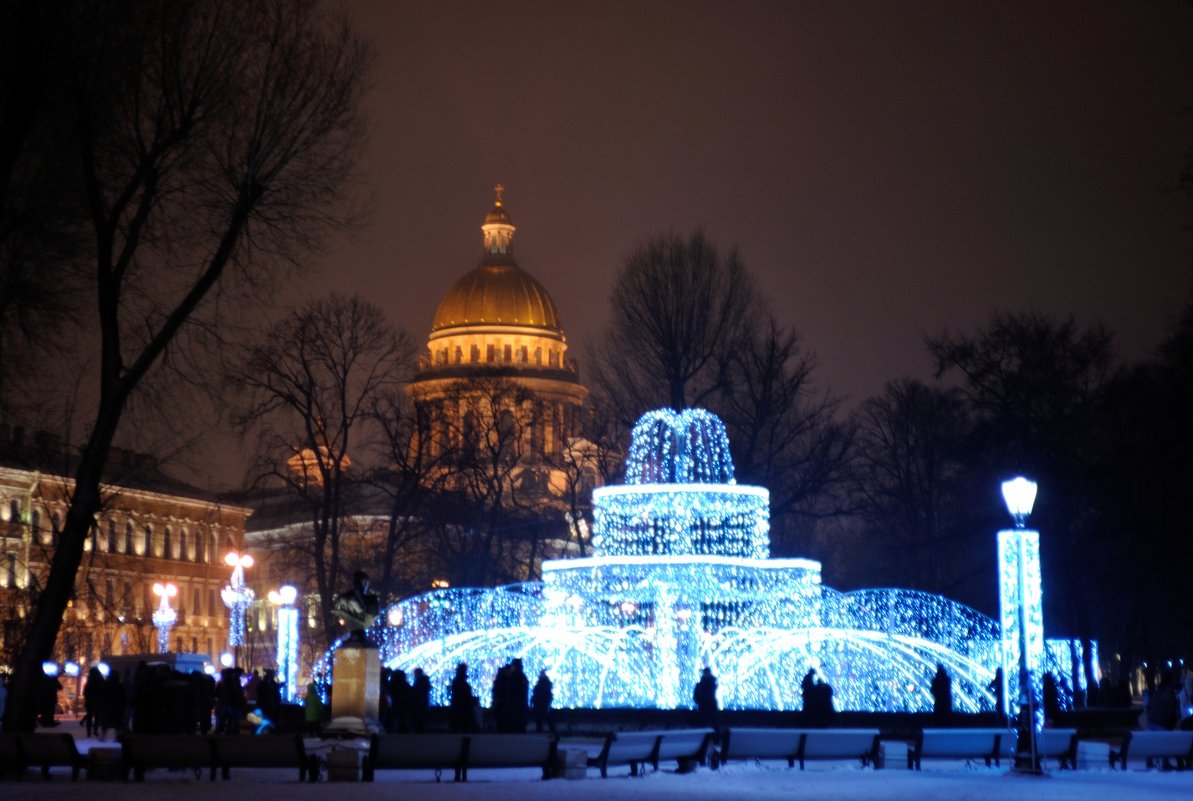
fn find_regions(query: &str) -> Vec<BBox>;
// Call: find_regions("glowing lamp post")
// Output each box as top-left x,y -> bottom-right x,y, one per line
268,585 -> 299,703
997,476 -> 1045,774
152,582 -> 178,653
221,552 -> 255,666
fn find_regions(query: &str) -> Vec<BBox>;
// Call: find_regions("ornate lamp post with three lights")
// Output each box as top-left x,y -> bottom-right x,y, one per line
151,581 -> 178,653
221,551 -> 254,668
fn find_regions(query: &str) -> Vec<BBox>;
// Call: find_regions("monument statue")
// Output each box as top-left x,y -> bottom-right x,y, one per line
327,570 -> 383,735
333,570 -> 380,642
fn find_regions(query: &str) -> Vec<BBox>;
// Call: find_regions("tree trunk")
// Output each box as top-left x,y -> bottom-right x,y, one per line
3,397 -> 122,732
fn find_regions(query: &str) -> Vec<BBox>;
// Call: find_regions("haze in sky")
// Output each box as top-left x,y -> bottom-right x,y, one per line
312,1 -> 1192,406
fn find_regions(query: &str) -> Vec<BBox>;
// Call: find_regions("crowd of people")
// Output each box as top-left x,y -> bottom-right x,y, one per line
20,662 -> 288,739
7,656 -> 1191,737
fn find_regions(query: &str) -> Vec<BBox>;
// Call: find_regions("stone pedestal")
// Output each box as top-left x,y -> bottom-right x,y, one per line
327,640 -> 381,735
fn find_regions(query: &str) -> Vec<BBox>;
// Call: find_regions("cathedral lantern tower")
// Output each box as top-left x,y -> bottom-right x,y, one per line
407,187 -> 588,485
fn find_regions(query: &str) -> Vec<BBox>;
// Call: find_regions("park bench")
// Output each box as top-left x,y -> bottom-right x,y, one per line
587,731 -> 661,777
910,728 -> 1011,769
363,733 -> 467,781
717,728 -> 803,767
1109,731 -> 1193,770
17,733 -> 88,781
458,733 -> 557,781
796,729 -> 881,769
121,734 -> 216,781
1034,728 -> 1078,769
654,729 -> 715,773
212,734 -> 315,781
0,733 -> 24,778
363,733 -> 558,782
588,729 -> 714,778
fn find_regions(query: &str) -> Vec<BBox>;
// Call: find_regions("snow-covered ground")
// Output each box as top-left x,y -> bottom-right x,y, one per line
4,734 -> 1191,801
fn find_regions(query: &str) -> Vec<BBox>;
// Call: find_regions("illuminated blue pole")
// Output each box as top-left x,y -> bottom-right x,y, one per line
997,477 -> 1044,773
270,585 -> 300,703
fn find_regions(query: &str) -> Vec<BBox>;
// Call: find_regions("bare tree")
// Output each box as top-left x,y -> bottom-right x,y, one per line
589,230 -> 757,421
234,294 -> 414,649
367,389 -> 439,601
544,397 -> 626,558
3,0 -> 369,732
848,378 -> 975,594
717,316 -> 853,549
419,377 -> 557,586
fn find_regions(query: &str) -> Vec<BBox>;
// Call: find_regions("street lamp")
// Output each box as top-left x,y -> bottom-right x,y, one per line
221,551 -> 254,667
268,585 -> 299,703
152,582 -> 178,653
997,476 -> 1045,775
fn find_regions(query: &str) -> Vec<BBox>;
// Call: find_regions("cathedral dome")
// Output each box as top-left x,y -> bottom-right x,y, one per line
431,263 -> 561,332
430,186 -> 562,333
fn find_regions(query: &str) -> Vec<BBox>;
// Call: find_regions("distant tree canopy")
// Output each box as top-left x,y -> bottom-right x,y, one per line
845,308 -> 1193,681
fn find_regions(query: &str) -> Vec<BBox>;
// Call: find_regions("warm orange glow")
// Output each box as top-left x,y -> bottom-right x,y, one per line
225,551 -> 253,569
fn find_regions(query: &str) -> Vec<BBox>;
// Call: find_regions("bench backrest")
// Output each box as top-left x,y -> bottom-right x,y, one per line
122,734 -> 213,766
466,734 -> 554,766
370,733 -> 466,768
721,728 -> 802,760
800,729 -> 880,758
655,730 -> 712,761
212,734 -> 303,767
1125,731 -> 1193,759
605,732 -> 661,762
918,728 -> 1002,757
17,734 -> 80,765
1035,729 -> 1073,757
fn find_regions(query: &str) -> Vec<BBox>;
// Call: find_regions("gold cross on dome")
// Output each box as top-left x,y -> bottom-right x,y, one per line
494,183 -> 504,206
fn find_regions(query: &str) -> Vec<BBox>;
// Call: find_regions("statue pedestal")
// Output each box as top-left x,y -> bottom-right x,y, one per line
326,640 -> 382,736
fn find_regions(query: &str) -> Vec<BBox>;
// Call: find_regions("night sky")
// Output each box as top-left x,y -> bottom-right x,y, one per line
313,0 -> 1193,406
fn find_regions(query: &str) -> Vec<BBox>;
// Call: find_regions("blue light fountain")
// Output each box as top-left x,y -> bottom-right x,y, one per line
320,408 -> 1085,711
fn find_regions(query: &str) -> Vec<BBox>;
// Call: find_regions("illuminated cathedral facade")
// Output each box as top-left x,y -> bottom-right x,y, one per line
406,187 -> 589,495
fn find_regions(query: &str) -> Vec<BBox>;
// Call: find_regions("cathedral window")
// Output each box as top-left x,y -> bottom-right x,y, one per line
454,346 -> 462,364
470,344 -> 480,362
534,348 -> 542,365
518,346 -> 527,364
504,344 -> 512,363
487,344 -> 496,362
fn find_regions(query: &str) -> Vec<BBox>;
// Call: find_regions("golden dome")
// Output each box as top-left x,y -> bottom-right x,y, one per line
430,187 -> 562,332
431,263 -> 561,332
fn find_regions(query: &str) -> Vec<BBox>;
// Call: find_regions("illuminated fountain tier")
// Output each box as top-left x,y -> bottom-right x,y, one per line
320,408 -> 1086,712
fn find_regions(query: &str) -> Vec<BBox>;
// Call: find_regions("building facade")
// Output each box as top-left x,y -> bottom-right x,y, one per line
0,425 -> 252,675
